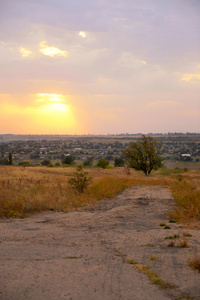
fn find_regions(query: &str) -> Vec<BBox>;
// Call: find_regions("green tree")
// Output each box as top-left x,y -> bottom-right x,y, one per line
8,151 -> 13,165
83,157 -> 93,167
97,158 -> 109,169
0,158 -> 9,165
123,135 -> 165,176
114,157 -> 125,167
41,159 -> 51,166
62,155 -> 75,165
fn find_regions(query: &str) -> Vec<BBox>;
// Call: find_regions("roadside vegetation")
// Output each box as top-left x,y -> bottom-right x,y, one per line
0,164 -> 199,222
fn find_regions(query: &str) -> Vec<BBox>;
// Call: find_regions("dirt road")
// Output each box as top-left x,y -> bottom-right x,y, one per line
1,186 -> 200,300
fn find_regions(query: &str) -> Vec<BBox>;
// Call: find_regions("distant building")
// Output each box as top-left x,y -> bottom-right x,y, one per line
181,154 -> 191,157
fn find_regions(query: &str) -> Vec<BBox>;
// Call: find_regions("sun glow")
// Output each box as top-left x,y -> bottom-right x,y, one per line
36,93 -> 69,114
39,102 -> 68,114
34,93 -> 77,132
37,93 -> 65,103
0,93 -> 81,134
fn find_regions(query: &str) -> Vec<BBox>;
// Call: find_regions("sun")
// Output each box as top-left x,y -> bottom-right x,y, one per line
35,93 -> 77,132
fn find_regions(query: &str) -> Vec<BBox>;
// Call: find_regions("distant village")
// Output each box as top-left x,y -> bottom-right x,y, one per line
0,133 -> 200,167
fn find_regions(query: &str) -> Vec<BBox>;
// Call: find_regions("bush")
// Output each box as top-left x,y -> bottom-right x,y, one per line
83,157 -> 93,167
47,163 -> 54,168
97,158 -> 109,169
0,158 -> 9,165
68,170 -> 92,193
114,157 -> 125,167
41,159 -> 51,166
18,161 -> 31,167
62,155 -> 75,165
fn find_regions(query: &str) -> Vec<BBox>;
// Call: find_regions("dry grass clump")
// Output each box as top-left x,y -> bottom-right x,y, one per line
188,253 -> 200,272
168,240 -> 189,248
135,264 -> 176,289
169,178 -> 200,222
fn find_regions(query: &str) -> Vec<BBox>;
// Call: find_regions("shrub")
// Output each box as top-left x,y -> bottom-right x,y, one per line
41,159 -> 51,166
68,170 -> 92,193
0,158 -> 9,165
47,163 -> 54,168
188,254 -> 200,272
62,155 -> 75,165
114,157 -> 125,167
123,165 -> 131,175
18,161 -> 31,167
83,157 -> 93,167
97,158 -> 109,169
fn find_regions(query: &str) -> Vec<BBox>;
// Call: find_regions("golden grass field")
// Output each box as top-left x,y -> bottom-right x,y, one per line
0,165 -> 199,224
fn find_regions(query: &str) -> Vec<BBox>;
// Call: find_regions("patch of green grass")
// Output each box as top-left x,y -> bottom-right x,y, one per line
164,226 -> 171,229
126,259 -> 138,264
182,232 -> 192,237
34,259 -> 45,261
66,256 -> 82,259
150,255 -> 158,261
169,219 -> 177,223
135,264 -> 176,289
144,244 -> 156,247
158,167 -> 185,176
165,234 -> 180,239
115,254 -> 127,257
159,222 -> 166,226
175,293 -> 195,299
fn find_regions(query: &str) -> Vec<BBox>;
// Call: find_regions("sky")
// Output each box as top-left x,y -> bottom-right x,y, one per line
0,0 -> 200,135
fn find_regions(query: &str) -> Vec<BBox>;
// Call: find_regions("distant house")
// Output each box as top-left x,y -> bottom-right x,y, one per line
181,154 -> 192,161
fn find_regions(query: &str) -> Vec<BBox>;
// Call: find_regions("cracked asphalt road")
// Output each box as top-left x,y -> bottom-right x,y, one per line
1,186 -> 200,300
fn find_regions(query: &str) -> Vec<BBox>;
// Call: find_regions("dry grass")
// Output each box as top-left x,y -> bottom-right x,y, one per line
168,177 -> 200,222
188,253 -> 200,272
0,166 -> 167,218
0,166 -> 199,221
135,264 -> 176,289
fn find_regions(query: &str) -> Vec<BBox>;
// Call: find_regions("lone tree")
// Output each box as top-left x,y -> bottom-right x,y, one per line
114,157 -> 125,167
97,158 -> 109,169
8,151 -> 13,165
123,135 -> 165,176
62,155 -> 75,165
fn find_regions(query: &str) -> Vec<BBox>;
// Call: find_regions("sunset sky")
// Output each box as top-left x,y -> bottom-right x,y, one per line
0,0 -> 199,134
